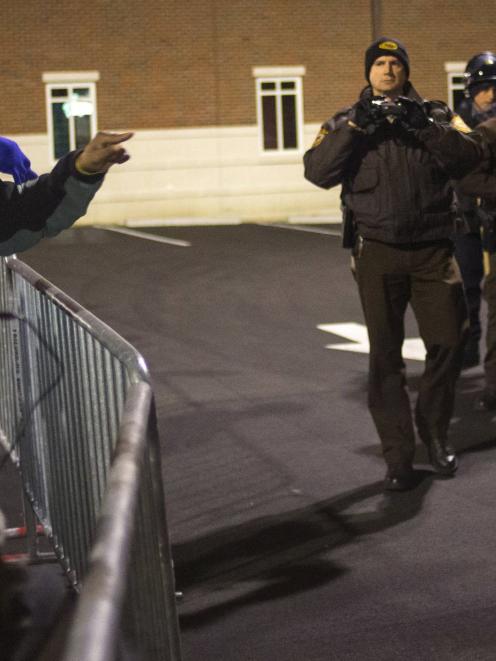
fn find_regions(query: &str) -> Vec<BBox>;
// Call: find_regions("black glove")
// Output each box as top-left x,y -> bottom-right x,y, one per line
349,97 -> 387,134
395,97 -> 431,130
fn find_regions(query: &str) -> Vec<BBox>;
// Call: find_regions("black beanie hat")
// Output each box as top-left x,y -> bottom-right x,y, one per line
365,37 -> 410,81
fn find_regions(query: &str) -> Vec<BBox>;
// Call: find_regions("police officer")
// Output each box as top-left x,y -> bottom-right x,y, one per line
304,37 -> 483,491
457,112 -> 496,409
454,52 -> 496,371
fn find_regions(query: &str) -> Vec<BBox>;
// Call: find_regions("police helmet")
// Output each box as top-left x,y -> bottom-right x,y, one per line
465,52 -> 496,95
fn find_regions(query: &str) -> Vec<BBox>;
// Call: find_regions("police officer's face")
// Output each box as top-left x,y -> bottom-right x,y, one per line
369,56 -> 407,98
474,85 -> 496,111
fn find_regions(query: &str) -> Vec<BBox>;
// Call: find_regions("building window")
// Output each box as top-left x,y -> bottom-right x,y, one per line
445,62 -> 466,110
253,66 -> 305,153
43,72 -> 99,160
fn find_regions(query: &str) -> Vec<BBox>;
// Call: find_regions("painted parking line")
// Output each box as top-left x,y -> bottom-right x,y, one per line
258,223 -> 341,237
98,226 -> 191,247
126,217 -> 241,227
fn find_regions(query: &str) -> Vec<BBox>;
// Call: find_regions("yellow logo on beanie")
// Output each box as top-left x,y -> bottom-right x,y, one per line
379,41 -> 398,51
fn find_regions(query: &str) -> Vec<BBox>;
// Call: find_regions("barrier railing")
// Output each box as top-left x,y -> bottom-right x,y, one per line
0,256 -> 182,661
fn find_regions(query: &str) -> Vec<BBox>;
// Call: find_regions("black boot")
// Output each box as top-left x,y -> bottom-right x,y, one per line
461,337 -> 480,370
427,437 -> 458,476
474,389 -> 496,412
383,466 -> 416,491
415,411 -> 458,476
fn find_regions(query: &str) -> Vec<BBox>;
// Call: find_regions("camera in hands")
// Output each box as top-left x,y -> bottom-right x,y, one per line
352,96 -> 431,134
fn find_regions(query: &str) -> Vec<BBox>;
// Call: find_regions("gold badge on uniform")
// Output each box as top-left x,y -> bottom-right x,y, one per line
311,127 -> 329,148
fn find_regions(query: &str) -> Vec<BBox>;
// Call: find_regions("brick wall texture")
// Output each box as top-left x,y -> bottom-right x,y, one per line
1,0 -> 496,134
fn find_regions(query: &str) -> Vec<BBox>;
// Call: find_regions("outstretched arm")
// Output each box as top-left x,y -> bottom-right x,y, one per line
75,130 -> 133,174
0,131 -> 133,255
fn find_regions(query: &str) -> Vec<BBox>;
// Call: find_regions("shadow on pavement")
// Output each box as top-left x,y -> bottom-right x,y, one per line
175,474 -> 433,629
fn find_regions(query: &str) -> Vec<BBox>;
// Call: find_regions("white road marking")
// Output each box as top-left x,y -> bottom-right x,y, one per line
125,217 -> 241,227
317,322 -> 426,362
98,226 -> 191,247
258,223 -> 341,237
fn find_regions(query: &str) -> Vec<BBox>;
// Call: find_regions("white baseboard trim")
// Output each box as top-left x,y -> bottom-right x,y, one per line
288,214 -> 341,224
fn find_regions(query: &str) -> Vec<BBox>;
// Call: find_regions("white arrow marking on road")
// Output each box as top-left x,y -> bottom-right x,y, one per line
317,322 -> 426,362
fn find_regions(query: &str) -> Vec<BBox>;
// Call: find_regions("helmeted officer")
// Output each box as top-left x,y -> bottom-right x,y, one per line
304,37 -> 483,491
454,52 -> 496,371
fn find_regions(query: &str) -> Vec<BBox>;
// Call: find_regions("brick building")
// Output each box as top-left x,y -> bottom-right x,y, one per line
2,1 -> 496,224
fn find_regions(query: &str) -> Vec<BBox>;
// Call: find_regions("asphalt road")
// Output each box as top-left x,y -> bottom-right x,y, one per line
5,223 -> 496,660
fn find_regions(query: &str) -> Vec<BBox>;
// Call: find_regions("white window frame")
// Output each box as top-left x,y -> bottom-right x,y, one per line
42,71 -> 100,162
444,62 -> 466,110
253,66 -> 305,154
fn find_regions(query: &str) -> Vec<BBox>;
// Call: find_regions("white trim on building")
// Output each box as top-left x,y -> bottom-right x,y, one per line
252,66 -> 305,155
252,66 -> 306,77
444,61 -> 466,109
43,72 -> 99,161
42,71 -> 100,83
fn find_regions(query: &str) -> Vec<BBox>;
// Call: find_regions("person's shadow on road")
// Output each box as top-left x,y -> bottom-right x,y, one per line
175,472 -> 433,629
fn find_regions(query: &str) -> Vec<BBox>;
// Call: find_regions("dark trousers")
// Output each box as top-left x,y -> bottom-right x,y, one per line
454,232 -> 483,346
355,239 -> 468,472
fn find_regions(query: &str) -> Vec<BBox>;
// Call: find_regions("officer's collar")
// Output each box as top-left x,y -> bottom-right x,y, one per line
360,81 -> 422,102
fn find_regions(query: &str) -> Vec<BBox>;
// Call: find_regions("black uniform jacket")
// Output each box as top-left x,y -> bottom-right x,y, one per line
0,150 -> 103,256
458,117 -> 496,201
453,99 -> 496,232
304,83 -> 483,245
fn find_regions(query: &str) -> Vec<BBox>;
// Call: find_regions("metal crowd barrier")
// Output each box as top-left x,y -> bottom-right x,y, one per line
0,256 -> 182,661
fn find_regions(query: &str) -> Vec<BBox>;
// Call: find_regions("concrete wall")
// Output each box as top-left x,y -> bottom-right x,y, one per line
9,125 -> 342,225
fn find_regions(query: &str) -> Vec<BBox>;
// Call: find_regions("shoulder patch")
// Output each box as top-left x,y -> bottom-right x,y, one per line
311,127 -> 329,148
451,114 -> 472,134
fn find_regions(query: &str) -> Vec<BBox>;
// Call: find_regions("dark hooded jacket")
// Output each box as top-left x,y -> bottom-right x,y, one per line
304,83 -> 483,245
0,150 -> 103,256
